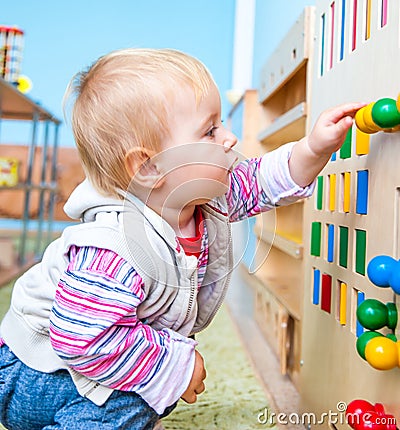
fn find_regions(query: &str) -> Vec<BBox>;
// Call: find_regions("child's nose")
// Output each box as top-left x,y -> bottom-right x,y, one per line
222,131 -> 238,152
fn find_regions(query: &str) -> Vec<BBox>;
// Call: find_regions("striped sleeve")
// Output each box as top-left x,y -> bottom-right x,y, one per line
49,246 -> 196,414
226,142 -> 315,221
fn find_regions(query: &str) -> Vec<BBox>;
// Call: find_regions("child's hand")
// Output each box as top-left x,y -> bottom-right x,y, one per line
308,102 -> 366,157
289,102 -> 366,187
181,350 -> 206,404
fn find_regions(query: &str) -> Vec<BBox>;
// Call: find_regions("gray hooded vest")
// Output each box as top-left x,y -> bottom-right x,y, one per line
0,180 -> 233,405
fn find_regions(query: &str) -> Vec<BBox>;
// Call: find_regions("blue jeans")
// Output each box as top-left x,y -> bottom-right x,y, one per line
0,344 -> 176,429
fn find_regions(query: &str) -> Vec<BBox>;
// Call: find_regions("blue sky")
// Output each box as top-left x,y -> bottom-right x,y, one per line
1,0 -> 236,146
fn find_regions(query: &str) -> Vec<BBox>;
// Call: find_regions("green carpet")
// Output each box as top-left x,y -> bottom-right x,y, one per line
0,282 -> 274,429
0,282 -> 12,320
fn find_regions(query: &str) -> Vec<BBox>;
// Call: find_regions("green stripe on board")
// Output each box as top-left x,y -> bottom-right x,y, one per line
311,222 -> 322,257
355,229 -> 367,275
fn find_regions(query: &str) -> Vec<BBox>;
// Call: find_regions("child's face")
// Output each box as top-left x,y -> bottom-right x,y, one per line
151,82 -> 239,209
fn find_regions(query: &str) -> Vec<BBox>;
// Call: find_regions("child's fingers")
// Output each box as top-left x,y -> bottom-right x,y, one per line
195,381 -> 206,395
324,102 -> 367,124
335,115 -> 354,135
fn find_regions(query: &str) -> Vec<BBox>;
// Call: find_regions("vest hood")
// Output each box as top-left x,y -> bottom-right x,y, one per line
63,179 -> 125,221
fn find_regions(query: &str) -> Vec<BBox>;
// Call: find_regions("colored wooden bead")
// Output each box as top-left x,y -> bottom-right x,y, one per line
355,107 -> 379,134
388,268 -> 400,294
367,255 -> 397,287
363,102 -> 381,132
364,337 -> 399,370
356,331 -> 383,360
356,299 -> 397,331
371,98 -> 400,129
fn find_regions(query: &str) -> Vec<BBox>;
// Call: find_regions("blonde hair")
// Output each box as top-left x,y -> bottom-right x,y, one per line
63,48 -> 216,197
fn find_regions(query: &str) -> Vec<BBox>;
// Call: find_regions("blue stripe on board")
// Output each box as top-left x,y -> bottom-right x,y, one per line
340,0 -> 346,60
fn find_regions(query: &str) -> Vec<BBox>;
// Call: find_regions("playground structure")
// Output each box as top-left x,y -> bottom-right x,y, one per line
0,25 -> 24,85
0,77 -> 61,285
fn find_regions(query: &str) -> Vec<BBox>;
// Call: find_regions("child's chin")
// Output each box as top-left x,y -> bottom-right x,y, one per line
193,187 -> 229,204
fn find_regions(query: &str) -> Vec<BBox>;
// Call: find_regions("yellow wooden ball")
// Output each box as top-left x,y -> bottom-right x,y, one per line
363,102 -> 381,133
365,336 -> 398,370
355,107 -> 377,134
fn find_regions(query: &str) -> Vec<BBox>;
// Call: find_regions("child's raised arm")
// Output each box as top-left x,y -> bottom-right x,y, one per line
288,102 -> 366,188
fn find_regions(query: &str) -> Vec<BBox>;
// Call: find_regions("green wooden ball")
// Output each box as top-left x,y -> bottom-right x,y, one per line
356,331 -> 383,360
356,299 -> 397,330
371,98 -> 400,128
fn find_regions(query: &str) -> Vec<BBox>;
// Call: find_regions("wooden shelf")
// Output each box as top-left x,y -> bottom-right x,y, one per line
255,202 -> 304,259
252,241 -> 303,320
259,7 -> 314,103
252,269 -> 302,321
258,102 -> 307,149
254,223 -> 303,259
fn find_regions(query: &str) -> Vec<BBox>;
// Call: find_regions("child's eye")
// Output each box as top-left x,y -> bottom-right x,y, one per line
205,126 -> 218,137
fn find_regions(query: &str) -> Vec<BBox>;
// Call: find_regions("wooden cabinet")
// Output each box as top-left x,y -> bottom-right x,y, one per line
250,7 -> 315,388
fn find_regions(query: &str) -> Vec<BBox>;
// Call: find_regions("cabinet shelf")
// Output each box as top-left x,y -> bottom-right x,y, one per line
258,8 -> 314,104
252,241 -> 303,320
254,223 -> 303,259
252,272 -> 301,321
258,102 -> 307,149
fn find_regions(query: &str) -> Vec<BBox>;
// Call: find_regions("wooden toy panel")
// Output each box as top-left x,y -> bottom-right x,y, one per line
301,0 -> 400,426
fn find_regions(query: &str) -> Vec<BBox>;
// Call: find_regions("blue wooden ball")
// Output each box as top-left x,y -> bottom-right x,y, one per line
367,255 -> 397,287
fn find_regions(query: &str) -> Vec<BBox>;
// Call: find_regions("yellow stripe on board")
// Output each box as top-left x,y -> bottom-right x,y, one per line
329,174 -> 336,211
340,282 -> 347,325
365,0 -> 371,40
343,172 -> 351,213
356,128 -> 370,155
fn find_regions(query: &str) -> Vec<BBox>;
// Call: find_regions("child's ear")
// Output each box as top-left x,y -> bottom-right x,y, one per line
124,147 -> 164,188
